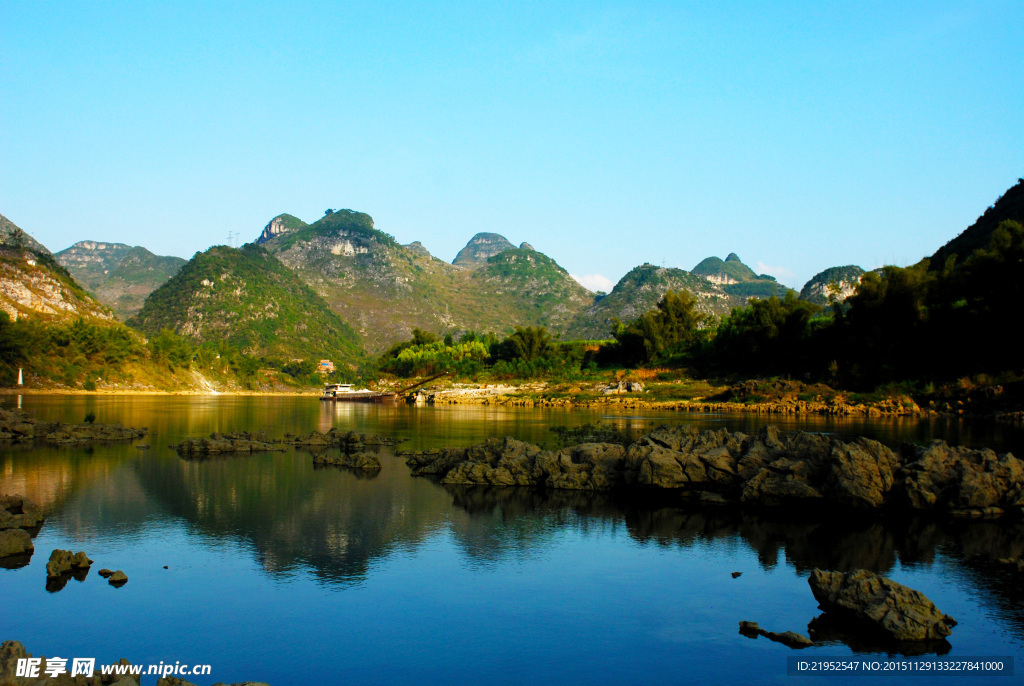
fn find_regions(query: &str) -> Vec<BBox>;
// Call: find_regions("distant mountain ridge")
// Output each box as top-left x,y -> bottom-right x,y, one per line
254,211 -> 593,351
56,241 -> 186,319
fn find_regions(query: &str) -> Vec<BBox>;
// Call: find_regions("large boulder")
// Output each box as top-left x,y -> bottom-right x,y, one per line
808,569 -> 956,641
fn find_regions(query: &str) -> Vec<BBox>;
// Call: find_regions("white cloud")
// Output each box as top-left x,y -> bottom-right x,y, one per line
571,273 -> 615,293
756,261 -> 798,286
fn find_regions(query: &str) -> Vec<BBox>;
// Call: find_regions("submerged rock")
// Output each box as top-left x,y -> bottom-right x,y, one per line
737,621 -> 812,648
808,569 -> 956,641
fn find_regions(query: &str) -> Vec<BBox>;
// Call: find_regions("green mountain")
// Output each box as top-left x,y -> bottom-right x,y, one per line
690,252 -> 790,300
257,211 -> 593,351
452,232 -> 517,267
0,213 -> 112,322
691,253 -> 760,283
128,243 -> 363,365
56,241 -> 186,319
563,264 -> 734,339
931,178 -> 1024,270
799,265 -> 865,305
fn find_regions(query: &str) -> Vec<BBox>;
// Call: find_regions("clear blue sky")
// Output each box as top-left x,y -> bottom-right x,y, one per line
2,1 -> 1021,291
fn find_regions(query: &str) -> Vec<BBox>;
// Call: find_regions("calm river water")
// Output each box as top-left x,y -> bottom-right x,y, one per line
2,395 -> 1022,685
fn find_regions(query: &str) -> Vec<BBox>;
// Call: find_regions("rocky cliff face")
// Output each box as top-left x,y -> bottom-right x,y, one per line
256,213 -> 308,244
452,232 -> 517,268
799,265 -> 865,306
56,241 -> 186,319
0,215 -> 111,322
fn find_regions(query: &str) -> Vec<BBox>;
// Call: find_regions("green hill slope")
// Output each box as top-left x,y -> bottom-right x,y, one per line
129,243 -> 363,365
56,241 -> 186,319
931,178 -> 1024,269
563,264 -> 734,339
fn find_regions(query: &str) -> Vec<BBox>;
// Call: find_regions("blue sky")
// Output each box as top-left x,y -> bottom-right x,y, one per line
2,1 -> 1021,292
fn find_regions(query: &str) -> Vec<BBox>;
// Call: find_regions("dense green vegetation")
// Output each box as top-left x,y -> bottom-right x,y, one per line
0,313 -> 354,390
596,218 -> 1024,389
376,326 -> 595,381
129,243 -> 364,367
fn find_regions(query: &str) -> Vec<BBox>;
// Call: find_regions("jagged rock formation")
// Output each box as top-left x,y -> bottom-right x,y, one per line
452,232 -> 517,268
173,431 -> 286,455
404,241 -> 431,257
129,243 -> 363,365
808,569 -> 957,641
56,241 -> 186,319
0,408 -> 147,444
402,425 -> 1024,517
256,213 -> 307,244
0,214 -> 112,323
799,265 -> 865,306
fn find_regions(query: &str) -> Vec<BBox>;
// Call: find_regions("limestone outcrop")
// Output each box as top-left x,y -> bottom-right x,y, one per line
0,409 -> 146,444
311,452 -> 381,470
173,431 -> 285,455
403,425 -> 1024,517
808,569 -> 956,641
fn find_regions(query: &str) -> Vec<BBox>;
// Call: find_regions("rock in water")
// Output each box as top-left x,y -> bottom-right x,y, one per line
0,494 -> 44,530
46,549 -> 73,578
0,529 -> 34,557
109,570 -> 128,586
98,568 -> 115,578
808,569 -> 956,641
70,550 -> 93,568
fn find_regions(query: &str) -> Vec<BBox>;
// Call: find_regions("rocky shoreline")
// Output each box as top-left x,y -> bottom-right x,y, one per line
0,408 -> 147,444
401,424 -> 1024,519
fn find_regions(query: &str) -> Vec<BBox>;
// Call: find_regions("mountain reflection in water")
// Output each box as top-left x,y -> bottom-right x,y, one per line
3,396 -> 1022,684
